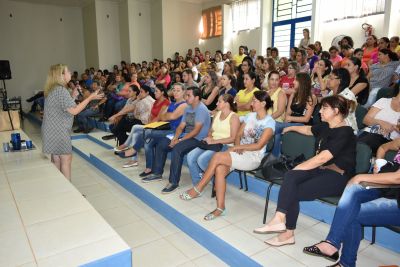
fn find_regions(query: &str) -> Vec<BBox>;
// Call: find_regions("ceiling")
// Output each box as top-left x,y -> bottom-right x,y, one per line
9,0 -> 224,8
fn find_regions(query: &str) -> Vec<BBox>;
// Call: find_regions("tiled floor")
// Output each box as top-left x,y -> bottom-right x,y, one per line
0,124 -> 130,267
22,119 -> 400,267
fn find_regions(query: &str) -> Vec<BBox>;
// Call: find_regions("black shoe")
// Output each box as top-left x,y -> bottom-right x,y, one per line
117,151 -> 137,159
303,241 -> 339,262
73,128 -> 84,133
161,183 -> 179,194
141,174 -> 162,183
83,127 -> 94,134
102,134 -> 115,140
139,171 -> 152,177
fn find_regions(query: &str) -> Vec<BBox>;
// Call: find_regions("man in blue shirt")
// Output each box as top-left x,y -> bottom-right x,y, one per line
142,86 -> 211,193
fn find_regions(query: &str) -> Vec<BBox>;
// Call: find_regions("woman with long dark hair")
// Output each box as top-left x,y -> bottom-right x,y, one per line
344,57 -> 369,105
273,73 -> 316,156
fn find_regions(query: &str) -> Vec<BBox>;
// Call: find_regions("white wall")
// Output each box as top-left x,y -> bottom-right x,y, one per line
161,0 -> 202,60
95,0 -> 121,70
127,0 -> 153,62
119,0 -> 131,62
83,2 -> 99,69
317,14 -> 385,49
0,0 -> 86,110
151,0 -> 163,60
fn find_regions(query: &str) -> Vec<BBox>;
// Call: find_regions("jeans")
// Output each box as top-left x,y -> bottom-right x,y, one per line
115,99 -> 127,113
76,107 -> 99,129
363,87 -> 380,109
326,184 -> 400,267
277,168 -> 348,229
187,145 -> 228,185
104,97 -> 126,118
143,129 -> 173,170
122,124 -> 145,161
272,121 -> 303,157
152,138 -> 200,185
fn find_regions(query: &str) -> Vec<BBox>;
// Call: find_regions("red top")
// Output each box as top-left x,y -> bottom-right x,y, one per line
150,98 -> 170,120
280,76 -> 295,89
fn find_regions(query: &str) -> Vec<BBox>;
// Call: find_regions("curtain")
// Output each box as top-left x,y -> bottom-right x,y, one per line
321,0 -> 385,22
232,0 -> 261,32
201,6 -> 222,39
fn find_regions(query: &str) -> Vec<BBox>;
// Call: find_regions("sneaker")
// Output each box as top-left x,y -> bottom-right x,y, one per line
123,161 -> 138,168
141,174 -> 163,183
161,183 -> 179,194
139,171 -> 152,177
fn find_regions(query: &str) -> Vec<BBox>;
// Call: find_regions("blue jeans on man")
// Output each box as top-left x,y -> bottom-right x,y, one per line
143,129 -> 173,170
151,137 -> 201,186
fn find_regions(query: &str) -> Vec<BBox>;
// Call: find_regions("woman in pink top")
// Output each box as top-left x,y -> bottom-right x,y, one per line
362,35 -> 379,66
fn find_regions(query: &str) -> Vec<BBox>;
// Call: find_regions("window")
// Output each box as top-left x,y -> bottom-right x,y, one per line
232,0 -> 261,32
321,0 -> 385,22
200,6 -> 223,39
272,0 -> 312,57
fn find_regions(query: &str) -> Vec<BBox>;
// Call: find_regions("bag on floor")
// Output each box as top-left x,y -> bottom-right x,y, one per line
261,154 -> 306,180
0,110 -> 21,131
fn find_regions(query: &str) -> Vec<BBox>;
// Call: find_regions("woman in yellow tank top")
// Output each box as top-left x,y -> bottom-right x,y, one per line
235,72 -> 259,116
185,94 -> 240,185
266,71 -> 287,122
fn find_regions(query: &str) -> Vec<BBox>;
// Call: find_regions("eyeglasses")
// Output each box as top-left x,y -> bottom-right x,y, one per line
328,76 -> 340,80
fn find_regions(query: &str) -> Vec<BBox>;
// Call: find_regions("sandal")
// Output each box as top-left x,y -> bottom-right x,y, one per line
179,186 -> 202,200
303,240 -> 339,262
204,207 -> 226,221
327,262 -> 342,267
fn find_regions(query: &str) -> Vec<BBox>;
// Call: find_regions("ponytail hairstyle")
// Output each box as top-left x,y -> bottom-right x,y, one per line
348,57 -> 366,78
221,94 -> 237,112
254,90 -> 273,111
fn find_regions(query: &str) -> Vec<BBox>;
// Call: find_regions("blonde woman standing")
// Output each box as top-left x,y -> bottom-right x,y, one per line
42,64 -> 103,180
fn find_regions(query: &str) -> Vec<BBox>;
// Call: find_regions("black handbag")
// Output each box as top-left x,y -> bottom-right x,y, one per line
261,154 -> 306,180
197,140 -> 223,152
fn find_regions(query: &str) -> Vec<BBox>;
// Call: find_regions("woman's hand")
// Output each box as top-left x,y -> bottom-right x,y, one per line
108,115 -> 116,124
90,90 -> 104,100
203,137 -> 214,144
347,175 -> 363,185
228,146 -> 244,154
284,114 -> 291,123
282,126 -> 292,134
379,121 -> 396,135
